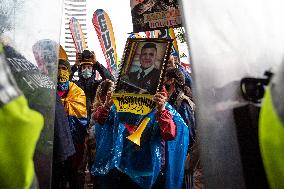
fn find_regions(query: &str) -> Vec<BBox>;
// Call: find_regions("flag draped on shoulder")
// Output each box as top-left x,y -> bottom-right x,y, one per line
60,82 -> 87,119
60,81 -> 88,144
92,9 -> 118,78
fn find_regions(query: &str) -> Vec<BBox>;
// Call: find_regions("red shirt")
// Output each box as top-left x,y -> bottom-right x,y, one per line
93,105 -> 176,140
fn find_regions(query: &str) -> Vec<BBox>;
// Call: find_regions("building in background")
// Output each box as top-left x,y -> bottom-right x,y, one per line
60,0 -> 88,65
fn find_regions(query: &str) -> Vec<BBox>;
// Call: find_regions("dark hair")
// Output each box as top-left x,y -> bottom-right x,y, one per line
165,67 -> 193,99
141,42 -> 157,51
165,68 -> 185,86
81,50 -> 94,61
100,80 -> 113,97
184,86 -> 193,101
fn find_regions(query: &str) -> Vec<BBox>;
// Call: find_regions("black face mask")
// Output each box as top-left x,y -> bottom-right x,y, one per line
164,83 -> 171,91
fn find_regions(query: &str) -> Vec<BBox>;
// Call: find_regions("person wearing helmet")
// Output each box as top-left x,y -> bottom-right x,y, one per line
57,58 -> 88,189
72,50 -> 114,125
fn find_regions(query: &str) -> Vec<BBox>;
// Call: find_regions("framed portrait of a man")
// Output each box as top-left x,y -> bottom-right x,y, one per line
116,38 -> 173,95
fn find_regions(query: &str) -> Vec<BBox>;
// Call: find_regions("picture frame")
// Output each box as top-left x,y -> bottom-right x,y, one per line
115,38 -> 173,95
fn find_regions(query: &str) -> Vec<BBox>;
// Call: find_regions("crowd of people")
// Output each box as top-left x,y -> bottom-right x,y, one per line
0,33 -> 200,188
49,45 -> 201,189
1,1 -> 284,188
2,37 -> 284,189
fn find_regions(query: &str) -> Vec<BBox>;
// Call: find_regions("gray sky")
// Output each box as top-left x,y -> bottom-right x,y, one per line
85,0 -> 190,68
86,0 -> 133,67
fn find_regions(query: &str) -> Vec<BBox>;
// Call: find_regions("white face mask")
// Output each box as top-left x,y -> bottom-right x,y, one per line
81,68 -> 93,79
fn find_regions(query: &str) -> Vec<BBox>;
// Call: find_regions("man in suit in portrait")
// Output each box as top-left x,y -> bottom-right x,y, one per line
128,42 -> 161,94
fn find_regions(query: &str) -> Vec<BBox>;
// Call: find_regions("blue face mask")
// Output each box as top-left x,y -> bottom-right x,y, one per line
81,68 -> 93,79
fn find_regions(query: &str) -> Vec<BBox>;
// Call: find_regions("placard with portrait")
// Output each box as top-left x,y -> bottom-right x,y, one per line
116,38 -> 173,95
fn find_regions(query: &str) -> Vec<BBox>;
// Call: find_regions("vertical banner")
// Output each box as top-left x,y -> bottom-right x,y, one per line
130,0 -> 182,32
69,17 -> 87,54
168,28 -> 179,58
92,9 -> 118,78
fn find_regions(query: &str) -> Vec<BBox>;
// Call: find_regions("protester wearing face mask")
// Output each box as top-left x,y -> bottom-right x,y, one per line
163,68 -> 202,189
57,59 -> 88,189
81,63 -> 93,79
73,50 -> 114,125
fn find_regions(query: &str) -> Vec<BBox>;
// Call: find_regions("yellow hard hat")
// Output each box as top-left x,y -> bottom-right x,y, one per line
59,45 -> 68,61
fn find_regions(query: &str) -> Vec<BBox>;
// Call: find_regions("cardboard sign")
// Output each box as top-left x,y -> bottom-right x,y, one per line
112,93 -> 156,115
